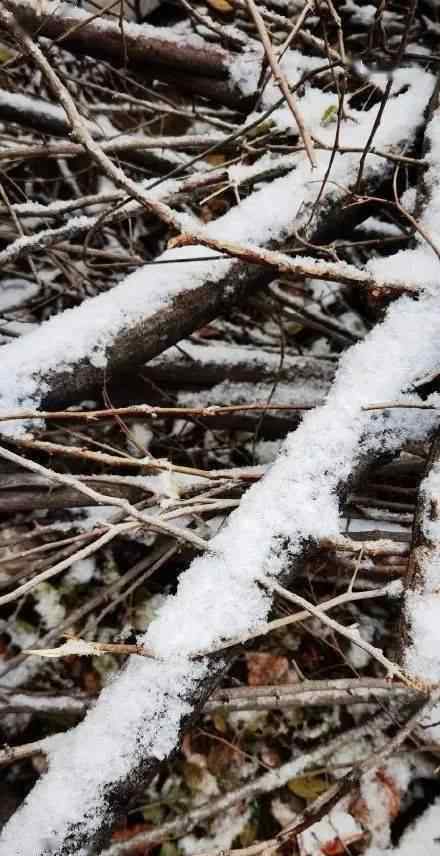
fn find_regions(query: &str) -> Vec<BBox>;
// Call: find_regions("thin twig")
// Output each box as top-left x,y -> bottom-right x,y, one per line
245,0 -> 316,167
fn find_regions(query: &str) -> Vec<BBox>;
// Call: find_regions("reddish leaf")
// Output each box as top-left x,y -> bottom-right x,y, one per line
246,653 -> 289,686
111,823 -> 152,855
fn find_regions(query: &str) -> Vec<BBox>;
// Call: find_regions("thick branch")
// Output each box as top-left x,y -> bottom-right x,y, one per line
4,0 -> 260,110
145,342 -> 336,387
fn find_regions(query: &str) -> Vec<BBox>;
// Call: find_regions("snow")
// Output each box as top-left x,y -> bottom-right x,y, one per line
368,83 -> 440,289
403,461 -> 440,683
0,67 -> 432,435
359,217 -> 405,238
82,0 -> 160,18
65,557 -> 96,585
366,797 -> 440,855
0,215 -> 95,268
265,64 -> 433,156
3,289 -> 440,855
178,379 -> 326,409
149,340 -> 335,383
0,87 -> 99,134
181,808 -> 250,855
0,278 -> 39,312
9,0 -> 262,98
229,43 -> 264,98
0,49 -> 438,856
33,584 -> 65,630
342,0 -> 376,26
0,88 -> 71,121
147,295 -> 440,661
13,0 -> 222,50
298,804 -> 363,855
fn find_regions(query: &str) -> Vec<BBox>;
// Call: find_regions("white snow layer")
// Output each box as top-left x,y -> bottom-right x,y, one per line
367,75 -> 440,289
404,461 -> 440,683
0,67 -> 433,432
366,797 -> 440,855
2,290 -> 440,855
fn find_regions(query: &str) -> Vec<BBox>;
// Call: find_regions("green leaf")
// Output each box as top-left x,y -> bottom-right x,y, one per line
321,104 -> 338,126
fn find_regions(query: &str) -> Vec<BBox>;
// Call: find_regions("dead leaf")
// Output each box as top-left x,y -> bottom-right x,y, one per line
183,761 -> 219,795
288,774 -> 329,802
239,821 -> 258,848
260,746 -> 281,768
81,669 -> 101,695
207,741 -> 241,776
111,822 -> 153,855
197,325 -> 221,339
206,153 -> 227,166
350,768 -> 401,827
376,769 -> 401,819
321,834 -> 366,856
181,733 -> 206,767
159,843 -> 180,856
212,711 -> 228,733
205,0 -> 234,13
246,653 -> 289,686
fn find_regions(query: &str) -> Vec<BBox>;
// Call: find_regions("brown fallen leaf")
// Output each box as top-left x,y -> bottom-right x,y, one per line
350,767 -> 401,827
246,652 -> 289,686
205,0 -> 234,12
321,834 -> 366,856
111,822 -> 153,856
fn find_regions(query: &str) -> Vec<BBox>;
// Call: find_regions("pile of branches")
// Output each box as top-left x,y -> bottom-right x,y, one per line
1,1 -> 440,854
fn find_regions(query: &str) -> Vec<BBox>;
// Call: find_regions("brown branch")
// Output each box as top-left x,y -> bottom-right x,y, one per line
206,678 -> 421,713
244,0 -> 315,166
171,231 -> 418,294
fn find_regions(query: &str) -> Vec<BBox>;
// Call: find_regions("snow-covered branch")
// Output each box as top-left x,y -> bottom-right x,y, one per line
4,0 -> 261,109
0,69 -> 433,425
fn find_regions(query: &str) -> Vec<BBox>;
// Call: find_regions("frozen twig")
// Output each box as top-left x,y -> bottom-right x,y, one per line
205,580 -> 399,656
205,678 -> 421,713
